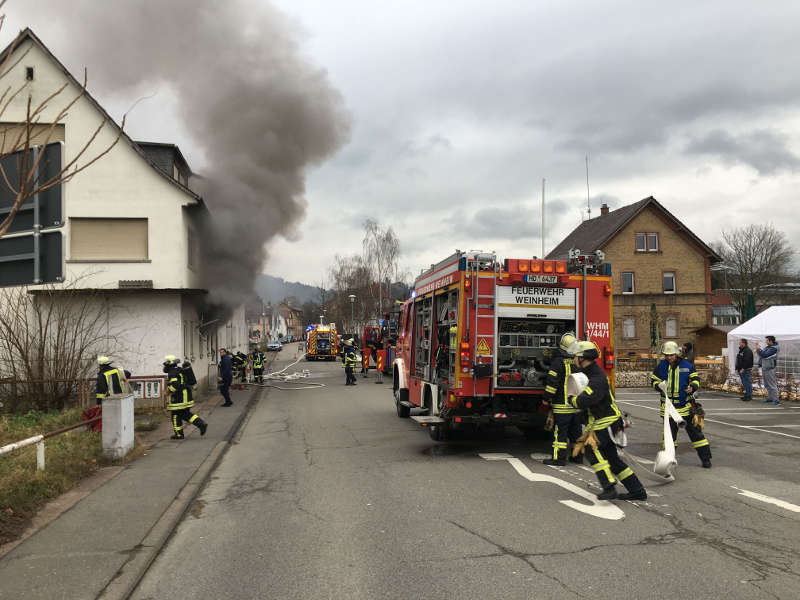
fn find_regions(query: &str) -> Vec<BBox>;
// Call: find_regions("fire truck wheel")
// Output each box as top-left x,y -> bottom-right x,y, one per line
429,423 -> 448,442
394,388 -> 410,418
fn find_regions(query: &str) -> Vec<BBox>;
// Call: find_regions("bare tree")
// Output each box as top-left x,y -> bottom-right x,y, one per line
0,277 -> 122,412
362,219 -> 400,317
717,223 -> 794,317
0,8 -> 125,238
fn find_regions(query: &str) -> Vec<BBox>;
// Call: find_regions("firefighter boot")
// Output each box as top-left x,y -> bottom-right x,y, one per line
616,473 -> 647,501
568,453 -> 584,464
197,419 -> 208,436
543,447 -> 566,466
596,485 -> 618,501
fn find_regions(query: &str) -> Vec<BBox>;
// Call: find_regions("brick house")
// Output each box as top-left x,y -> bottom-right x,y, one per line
547,196 -> 721,355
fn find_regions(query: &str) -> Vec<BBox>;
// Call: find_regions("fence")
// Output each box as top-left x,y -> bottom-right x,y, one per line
0,375 -> 166,412
0,415 -> 102,471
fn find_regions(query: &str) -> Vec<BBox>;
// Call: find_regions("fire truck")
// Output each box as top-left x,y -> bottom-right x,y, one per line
392,249 -> 614,440
306,324 -> 337,361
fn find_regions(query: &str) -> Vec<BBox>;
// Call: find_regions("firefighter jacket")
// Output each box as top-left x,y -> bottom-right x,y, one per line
233,353 -> 248,369
96,365 -> 123,402
166,366 -> 194,410
343,349 -> 358,369
570,361 -> 621,431
251,351 -> 264,369
544,351 -> 578,414
651,358 -> 699,418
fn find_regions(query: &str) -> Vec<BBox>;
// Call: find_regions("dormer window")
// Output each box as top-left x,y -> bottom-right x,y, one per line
25,67 -> 34,80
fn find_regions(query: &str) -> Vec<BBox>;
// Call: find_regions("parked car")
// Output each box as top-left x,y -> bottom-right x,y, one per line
267,341 -> 283,352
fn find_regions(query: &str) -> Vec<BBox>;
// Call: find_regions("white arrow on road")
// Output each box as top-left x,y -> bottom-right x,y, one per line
480,453 -> 625,521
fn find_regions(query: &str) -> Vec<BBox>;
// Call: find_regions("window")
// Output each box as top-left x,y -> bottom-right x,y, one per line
663,271 -> 676,294
70,218 -> 148,261
623,318 -> 636,339
622,272 -> 635,294
665,317 -> 678,338
635,232 -> 659,252
25,67 -> 34,81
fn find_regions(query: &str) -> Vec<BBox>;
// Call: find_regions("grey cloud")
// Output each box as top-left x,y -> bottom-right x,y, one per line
685,129 -> 800,175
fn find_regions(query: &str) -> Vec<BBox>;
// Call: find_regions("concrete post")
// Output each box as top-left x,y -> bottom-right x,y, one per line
102,394 -> 135,459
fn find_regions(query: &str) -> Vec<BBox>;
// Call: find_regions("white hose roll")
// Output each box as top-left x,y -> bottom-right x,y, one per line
566,372 -> 589,397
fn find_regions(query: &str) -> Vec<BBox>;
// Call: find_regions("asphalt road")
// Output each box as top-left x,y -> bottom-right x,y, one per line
132,353 -> 800,600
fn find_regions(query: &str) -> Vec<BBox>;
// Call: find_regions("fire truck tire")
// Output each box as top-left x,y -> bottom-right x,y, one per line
394,388 -> 410,418
429,423 -> 448,442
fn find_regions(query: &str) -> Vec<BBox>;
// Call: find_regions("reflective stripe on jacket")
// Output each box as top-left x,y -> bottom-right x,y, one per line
572,362 -> 621,430
544,352 -> 578,414
167,368 -> 194,410
96,367 -> 122,400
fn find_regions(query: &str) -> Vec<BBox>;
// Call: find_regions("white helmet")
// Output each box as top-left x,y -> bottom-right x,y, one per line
661,341 -> 680,355
97,356 -> 111,365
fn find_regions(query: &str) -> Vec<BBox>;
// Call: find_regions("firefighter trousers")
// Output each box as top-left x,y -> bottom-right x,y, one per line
253,367 -> 263,384
345,366 -> 356,385
551,412 -> 582,460
585,428 -> 645,493
667,417 -> 711,460
170,408 -> 206,438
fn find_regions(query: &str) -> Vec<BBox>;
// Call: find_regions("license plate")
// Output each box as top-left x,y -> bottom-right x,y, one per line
524,274 -> 558,284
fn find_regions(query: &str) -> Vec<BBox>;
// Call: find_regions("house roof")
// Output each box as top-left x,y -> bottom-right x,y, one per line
547,196 -> 722,263
0,28 -> 202,205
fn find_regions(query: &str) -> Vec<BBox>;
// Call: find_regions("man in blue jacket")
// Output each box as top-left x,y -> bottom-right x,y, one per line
651,341 -> 711,468
756,336 -> 780,405
218,348 -> 234,406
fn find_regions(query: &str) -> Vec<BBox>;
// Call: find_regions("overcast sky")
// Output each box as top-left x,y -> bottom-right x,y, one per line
4,1 -> 800,286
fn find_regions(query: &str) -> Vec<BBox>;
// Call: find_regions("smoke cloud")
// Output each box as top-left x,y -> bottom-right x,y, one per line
37,0 -> 350,312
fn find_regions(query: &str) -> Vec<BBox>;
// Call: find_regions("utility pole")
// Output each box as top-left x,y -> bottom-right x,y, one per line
585,155 -> 591,220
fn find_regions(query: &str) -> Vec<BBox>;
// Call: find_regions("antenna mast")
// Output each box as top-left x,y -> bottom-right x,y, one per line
541,178 -> 545,258
585,155 -> 591,219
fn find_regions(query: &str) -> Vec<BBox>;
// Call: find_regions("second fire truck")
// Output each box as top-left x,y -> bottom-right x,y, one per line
306,324 -> 337,361
392,249 -> 614,440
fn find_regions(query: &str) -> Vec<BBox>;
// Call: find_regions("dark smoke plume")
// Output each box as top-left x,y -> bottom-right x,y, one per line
36,0 -> 350,312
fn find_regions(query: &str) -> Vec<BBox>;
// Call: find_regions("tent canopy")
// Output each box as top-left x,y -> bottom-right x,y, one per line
726,305 -> 800,375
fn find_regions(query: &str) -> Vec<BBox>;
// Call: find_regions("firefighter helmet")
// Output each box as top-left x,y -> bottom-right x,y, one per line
163,354 -> 179,365
559,332 -> 577,353
97,356 -> 111,365
661,341 -> 680,355
573,340 -> 599,361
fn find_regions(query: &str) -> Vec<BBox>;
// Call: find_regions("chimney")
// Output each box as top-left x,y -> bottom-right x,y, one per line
600,203 -> 609,216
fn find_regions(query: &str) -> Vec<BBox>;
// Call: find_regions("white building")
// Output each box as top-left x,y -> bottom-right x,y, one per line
0,29 -> 248,387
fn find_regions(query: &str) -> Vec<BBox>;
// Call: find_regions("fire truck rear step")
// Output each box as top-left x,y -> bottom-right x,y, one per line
411,415 -> 445,425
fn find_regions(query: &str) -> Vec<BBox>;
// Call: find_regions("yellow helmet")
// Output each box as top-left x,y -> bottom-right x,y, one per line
97,355 -> 111,365
559,332 -> 577,353
573,340 -> 599,360
661,341 -> 680,355
163,354 -> 178,365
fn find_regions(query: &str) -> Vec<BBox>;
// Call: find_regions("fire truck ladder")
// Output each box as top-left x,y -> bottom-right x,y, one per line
468,252 -> 497,397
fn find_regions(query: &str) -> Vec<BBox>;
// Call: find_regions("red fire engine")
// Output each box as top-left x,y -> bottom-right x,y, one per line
392,249 -> 614,440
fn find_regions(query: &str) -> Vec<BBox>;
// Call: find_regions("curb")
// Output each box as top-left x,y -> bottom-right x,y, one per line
97,388 -> 262,600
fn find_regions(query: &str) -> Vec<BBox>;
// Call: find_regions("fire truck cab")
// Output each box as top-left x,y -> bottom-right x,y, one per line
392,249 -> 614,440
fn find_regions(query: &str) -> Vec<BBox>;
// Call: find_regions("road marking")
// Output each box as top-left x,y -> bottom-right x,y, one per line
731,486 -> 800,514
740,424 -> 800,429
480,453 -> 625,520
619,401 -> 800,440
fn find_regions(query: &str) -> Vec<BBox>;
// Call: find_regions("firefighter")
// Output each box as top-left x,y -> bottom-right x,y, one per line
651,341 -> 711,468
542,332 -> 583,466
233,351 -> 249,387
569,341 -> 647,501
251,348 -> 265,384
95,356 -> 124,405
343,339 -> 358,385
164,355 -> 207,440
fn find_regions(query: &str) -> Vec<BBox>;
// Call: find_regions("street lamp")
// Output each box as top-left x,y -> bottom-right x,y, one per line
349,294 -> 356,331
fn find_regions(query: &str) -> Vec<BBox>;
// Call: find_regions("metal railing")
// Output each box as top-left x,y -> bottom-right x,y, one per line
0,415 -> 101,471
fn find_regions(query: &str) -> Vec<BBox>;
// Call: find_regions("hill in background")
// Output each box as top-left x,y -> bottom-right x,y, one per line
255,274 -> 323,305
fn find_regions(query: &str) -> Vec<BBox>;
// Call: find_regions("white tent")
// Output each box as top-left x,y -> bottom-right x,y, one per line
726,306 -> 800,377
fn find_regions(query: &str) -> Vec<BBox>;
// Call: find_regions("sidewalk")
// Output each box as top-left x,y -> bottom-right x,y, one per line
0,385 -> 262,600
